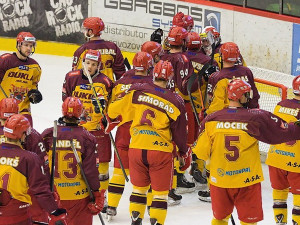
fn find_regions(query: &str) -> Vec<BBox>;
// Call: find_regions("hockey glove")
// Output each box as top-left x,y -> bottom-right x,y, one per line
150,28 -> 163,44
179,147 -> 192,171
49,208 -> 67,225
100,114 -> 122,134
203,65 -> 217,82
88,190 -> 105,215
28,89 -> 43,104
198,108 -> 207,122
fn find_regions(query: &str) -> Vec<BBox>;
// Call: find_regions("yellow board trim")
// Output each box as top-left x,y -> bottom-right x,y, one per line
0,36 -> 135,63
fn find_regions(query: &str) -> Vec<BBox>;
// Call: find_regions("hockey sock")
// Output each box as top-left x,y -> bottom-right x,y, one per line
292,194 -> 300,224
240,222 -> 257,225
98,162 -> 110,190
107,168 -> 129,208
150,190 -> 169,225
129,186 -> 149,219
147,187 -> 153,208
211,215 -> 230,225
273,188 -> 288,224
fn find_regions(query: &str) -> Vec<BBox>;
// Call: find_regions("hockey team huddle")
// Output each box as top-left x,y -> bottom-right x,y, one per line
1,11 -> 300,225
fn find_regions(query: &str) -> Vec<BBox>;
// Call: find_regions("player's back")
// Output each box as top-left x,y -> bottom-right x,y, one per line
110,82 -> 186,153
42,125 -> 99,200
206,65 -> 259,114
161,52 -> 193,95
72,40 -> 125,82
197,107 -> 263,188
112,71 -> 153,102
266,98 -> 300,172
0,143 -> 44,204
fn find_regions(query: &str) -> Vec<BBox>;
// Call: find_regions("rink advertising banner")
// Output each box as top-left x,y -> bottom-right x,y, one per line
94,0 -> 221,52
0,0 -> 88,44
292,23 -> 300,76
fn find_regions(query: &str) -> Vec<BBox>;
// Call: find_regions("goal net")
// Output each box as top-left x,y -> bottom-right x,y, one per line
249,66 -> 295,162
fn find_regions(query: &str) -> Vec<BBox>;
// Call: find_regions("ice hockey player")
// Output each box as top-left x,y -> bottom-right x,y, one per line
72,17 -> 125,82
0,114 -> 67,225
161,26 -> 196,193
266,75 -> 300,225
0,32 -> 43,126
184,31 -> 219,187
199,42 -> 259,201
141,41 -> 164,65
42,97 -> 104,225
206,42 -> 259,115
200,26 -> 247,68
172,11 -> 194,32
150,12 -> 194,50
106,51 -> 154,221
0,98 -> 50,223
63,49 -> 113,197
193,79 -> 300,225
104,60 -> 191,225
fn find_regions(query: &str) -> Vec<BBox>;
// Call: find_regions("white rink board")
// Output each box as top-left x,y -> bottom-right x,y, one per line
90,0 -> 293,74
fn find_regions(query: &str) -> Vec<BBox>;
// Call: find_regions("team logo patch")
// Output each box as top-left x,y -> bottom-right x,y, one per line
18,65 -> 29,71
217,168 -> 225,177
80,84 -> 91,90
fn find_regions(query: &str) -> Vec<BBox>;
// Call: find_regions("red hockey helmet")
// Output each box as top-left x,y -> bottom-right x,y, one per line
167,27 -> 188,46
83,49 -> 101,64
82,17 -> 105,37
4,114 -> 31,139
227,79 -> 251,101
0,98 -> 18,119
153,60 -> 174,81
133,52 -> 154,72
62,97 -> 83,119
141,41 -> 163,58
186,32 -> 201,50
172,12 -> 185,27
183,15 -> 194,31
16,32 -> 36,46
293,75 -> 300,95
220,42 -> 240,63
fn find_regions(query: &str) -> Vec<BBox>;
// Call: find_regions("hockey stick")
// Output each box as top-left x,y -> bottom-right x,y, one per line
82,63 -> 129,182
187,64 -> 210,126
124,57 -> 131,70
50,120 -> 58,191
33,221 -> 48,225
70,140 -> 106,225
231,214 -> 236,225
0,84 -> 8,98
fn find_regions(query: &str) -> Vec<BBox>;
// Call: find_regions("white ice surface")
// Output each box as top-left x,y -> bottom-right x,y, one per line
0,51 -> 294,225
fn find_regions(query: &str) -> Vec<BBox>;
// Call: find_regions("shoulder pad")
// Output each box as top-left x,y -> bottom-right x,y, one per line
0,53 -> 11,59
68,70 -> 81,77
181,54 -> 189,62
103,76 -> 112,87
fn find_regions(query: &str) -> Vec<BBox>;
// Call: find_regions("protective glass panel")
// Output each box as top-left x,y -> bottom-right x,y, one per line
282,0 -> 300,17
246,0 -> 280,13
211,0 -> 243,6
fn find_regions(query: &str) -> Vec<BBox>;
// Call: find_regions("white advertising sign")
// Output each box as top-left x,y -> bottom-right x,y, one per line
92,0 -> 226,52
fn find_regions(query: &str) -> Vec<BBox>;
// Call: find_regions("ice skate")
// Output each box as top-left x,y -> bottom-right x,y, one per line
176,173 -> 195,194
168,189 -> 182,206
